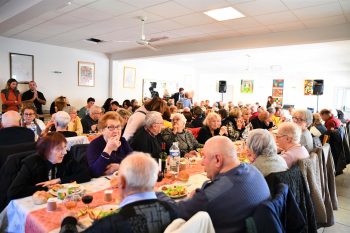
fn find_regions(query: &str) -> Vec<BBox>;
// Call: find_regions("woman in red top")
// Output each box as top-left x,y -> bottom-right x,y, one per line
320,109 -> 342,130
1,78 -> 21,113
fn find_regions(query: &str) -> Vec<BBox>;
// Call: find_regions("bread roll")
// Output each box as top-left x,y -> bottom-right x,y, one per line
32,191 -> 50,205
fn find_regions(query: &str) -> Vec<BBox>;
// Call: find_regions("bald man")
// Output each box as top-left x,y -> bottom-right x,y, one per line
0,111 -> 35,145
167,136 -> 270,233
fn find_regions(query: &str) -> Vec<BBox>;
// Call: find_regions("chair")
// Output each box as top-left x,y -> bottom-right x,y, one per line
265,165 -> 317,233
0,150 -> 36,212
68,144 -> 89,164
65,136 -> 89,151
325,128 -> 348,175
245,183 -> 305,233
0,142 -> 36,170
187,127 -> 200,139
164,211 -> 215,233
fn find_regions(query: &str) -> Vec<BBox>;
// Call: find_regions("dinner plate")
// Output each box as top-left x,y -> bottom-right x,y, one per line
48,184 -> 84,197
88,204 -> 119,220
159,184 -> 187,199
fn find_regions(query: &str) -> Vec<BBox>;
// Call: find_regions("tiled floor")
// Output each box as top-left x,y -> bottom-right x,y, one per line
317,165 -> 350,233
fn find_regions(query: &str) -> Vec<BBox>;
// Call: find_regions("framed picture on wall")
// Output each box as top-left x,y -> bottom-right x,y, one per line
78,61 -> 95,87
123,66 -> 136,88
240,80 -> 254,94
10,53 -> 34,83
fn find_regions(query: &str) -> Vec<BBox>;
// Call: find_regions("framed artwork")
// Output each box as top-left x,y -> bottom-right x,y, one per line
123,66 -> 136,88
304,80 -> 314,95
78,61 -> 95,87
10,53 -> 34,83
240,80 -> 254,94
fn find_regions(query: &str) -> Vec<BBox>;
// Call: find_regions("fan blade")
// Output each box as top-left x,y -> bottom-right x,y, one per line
147,36 -> 168,43
144,43 -> 158,51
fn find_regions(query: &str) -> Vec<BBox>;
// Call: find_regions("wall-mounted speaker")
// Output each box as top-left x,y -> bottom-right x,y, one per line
150,82 -> 157,88
218,80 -> 227,93
313,80 -> 324,95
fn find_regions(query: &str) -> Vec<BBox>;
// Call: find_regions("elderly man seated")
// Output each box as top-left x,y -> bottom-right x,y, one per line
276,122 -> 310,168
163,136 -> 270,233
0,110 -> 34,145
250,110 -> 273,130
130,111 -> 163,159
54,111 -> 77,138
60,152 -> 178,233
81,105 -> 102,134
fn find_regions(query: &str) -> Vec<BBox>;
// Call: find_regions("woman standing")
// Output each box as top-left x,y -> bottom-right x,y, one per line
1,78 -> 21,113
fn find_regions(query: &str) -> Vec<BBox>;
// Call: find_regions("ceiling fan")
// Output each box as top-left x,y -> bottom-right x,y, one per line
114,16 -> 169,51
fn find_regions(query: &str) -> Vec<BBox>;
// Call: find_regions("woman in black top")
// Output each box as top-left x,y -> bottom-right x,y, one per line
197,112 -> 228,144
8,132 -> 90,200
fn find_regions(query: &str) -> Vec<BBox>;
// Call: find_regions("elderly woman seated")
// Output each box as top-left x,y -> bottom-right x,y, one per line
276,122 -> 310,168
8,132 -> 91,200
246,129 -> 288,176
53,111 -> 77,138
87,112 -> 132,177
161,113 -> 201,157
292,109 -> 314,152
197,112 -> 228,144
21,104 -> 46,136
63,106 -> 83,136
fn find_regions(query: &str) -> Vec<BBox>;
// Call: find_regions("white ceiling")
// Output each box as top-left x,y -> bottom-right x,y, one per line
0,0 -> 350,57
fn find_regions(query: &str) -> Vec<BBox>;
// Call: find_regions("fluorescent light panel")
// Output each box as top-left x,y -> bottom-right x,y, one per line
204,7 -> 245,21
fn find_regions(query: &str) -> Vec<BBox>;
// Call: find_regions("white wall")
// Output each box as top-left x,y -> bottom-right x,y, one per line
112,57 -> 350,111
0,36 -> 110,111
111,59 -> 196,103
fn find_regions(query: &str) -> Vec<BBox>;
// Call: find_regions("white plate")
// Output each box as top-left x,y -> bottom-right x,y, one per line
159,184 -> 187,199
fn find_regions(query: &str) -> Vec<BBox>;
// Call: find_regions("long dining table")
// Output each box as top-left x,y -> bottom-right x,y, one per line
0,160 -> 208,233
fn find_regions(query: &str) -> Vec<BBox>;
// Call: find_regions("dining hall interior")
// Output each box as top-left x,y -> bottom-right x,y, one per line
0,0 -> 350,233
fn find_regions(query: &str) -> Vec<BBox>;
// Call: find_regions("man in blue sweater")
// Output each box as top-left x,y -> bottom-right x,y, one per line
168,136 -> 271,233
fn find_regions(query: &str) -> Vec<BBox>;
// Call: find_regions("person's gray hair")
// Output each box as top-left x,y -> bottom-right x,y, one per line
145,111 -> 162,128
294,109 -> 313,127
267,107 -> 276,114
90,105 -> 102,114
118,152 -> 158,192
246,129 -> 277,157
2,110 -> 21,127
63,106 -> 77,114
173,113 -> 187,124
278,122 -> 302,143
54,111 -> 71,128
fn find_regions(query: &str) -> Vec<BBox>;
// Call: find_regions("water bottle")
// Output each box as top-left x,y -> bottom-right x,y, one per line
169,142 -> 180,175
30,121 -> 38,140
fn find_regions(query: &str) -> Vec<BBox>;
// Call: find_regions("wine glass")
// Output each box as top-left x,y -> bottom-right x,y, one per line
82,195 -> 93,210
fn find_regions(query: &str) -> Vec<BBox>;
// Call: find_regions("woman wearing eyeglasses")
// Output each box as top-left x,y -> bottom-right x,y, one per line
275,122 -> 309,168
87,112 -> 132,177
21,104 -> 46,136
292,109 -> 314,152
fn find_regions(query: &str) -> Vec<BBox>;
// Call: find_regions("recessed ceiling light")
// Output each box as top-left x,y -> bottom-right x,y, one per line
204,7 -> 245,21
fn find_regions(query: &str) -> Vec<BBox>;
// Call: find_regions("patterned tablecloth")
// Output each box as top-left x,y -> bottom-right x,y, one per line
0,162 -> 207,233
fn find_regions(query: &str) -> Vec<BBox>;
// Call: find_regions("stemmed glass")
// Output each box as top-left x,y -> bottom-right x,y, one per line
82,195 -> 93,210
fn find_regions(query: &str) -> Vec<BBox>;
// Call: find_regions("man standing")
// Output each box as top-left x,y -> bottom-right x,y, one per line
171,87 -> 184,105
60,152 -> 177,233
21,81 -> 46,119
164,136 -> 270,233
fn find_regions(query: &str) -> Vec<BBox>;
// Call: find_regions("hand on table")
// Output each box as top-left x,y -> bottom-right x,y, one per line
104,163 -> 119,175
184,150 -> 197,158
36,178 -> 61,187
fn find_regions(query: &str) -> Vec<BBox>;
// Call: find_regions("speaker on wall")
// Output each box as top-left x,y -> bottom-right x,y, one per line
313,80 -> 324,95
219,80 -> 227,93
150,82 -> 157,88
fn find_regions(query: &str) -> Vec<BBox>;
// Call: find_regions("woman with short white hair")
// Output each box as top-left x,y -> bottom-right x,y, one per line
161,113 -> 201,157
292,109 -> 314,152
197,112 -> 228,144
247,129 -> 288,176
54,111 -> 77,138
276,122 -> 309,168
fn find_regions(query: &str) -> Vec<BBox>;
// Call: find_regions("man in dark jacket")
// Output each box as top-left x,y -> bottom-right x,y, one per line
60,152 -> 178,233
171,87 -> 184,105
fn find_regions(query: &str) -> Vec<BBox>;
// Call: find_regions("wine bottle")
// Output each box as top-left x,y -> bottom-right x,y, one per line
158,142 -> 167,179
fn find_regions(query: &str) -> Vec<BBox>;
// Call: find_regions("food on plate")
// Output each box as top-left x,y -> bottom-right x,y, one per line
160,185 -> 187,198
88,206 -> 118,220
177,171 -> 189,182
32,191 -> 51,205
49,184 -> 64,192
67,182 -> 81,194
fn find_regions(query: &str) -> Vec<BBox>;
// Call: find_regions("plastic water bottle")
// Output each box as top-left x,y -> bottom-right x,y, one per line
30,121 -> 38,140
169,142 -> 180,175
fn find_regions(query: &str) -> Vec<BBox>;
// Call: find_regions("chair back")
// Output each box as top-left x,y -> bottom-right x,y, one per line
187,127 -> 201,139
0,150 -> 36,212
0,142 -> 36,170
68,144 -> 89,164
66,136 -> 89,151
164,211 -> 215,233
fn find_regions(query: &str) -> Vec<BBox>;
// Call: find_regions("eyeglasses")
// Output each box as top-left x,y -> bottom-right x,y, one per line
106,125 -> 122,131
292,117 -> 305,122
275,134 -> 288,139
24,113 -> 35,116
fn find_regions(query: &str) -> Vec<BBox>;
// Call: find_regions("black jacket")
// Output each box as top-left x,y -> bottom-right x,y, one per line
7,153 -> 91,200
197,126 -> 220,144
0,126 -> 35,146
129,127 -> 162,159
